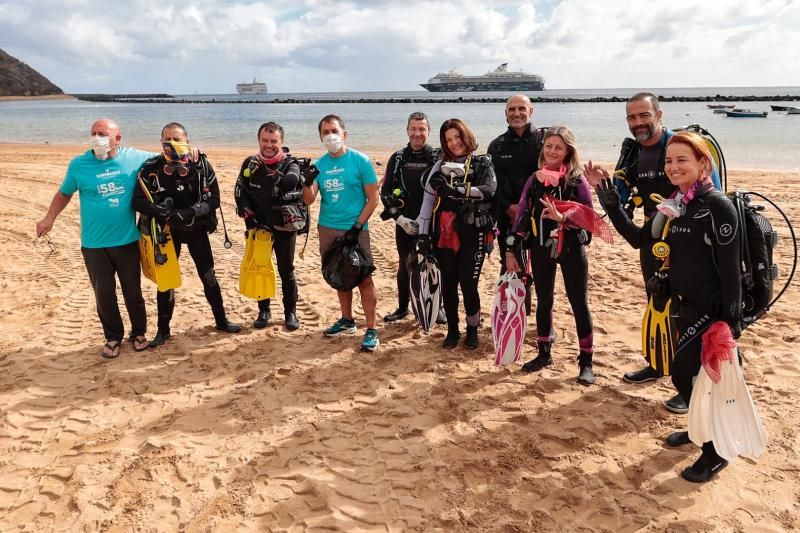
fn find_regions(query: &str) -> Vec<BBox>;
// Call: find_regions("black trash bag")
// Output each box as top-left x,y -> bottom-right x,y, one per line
322,238 -> 376,291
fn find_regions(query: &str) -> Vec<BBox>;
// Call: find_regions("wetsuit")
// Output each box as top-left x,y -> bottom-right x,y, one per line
510,171 -> 595,353
133,154 -> 232,333
606,182 -> 742,407
488,125 -> 543,264
380,144 -> 437,311
417,154 -> 497,332
234,151 -> 303,317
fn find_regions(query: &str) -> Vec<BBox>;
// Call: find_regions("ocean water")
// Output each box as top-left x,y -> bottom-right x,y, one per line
1,87 -> 799,170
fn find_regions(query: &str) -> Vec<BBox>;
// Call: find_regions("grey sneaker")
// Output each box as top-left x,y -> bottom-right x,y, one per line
324,317 -> 357,337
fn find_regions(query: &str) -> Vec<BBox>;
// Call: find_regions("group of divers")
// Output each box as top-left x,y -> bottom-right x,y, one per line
36,92 -> 761,484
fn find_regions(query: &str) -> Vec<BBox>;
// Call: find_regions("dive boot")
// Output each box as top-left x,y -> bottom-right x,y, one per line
285,313 -> 300,331
577,351 -> 595,386
253,309 -> 271,329
384,307 -> 409,322
216,319 -> 242,333
443,329 -> 461,348
521,340 -> 553,372
681,442 -> 728,483
464,325 -> 479,349
149,329 -> 171,348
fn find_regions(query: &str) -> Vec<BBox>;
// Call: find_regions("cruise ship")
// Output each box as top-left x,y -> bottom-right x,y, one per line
420,63 -> 545,92
236,78 -> 268,95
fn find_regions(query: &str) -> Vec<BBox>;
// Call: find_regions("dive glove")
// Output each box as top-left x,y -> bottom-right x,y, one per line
396,215 -> 419,236
596,177 -> 621,212
301,162 -> 319,187
430,175 -> 463,199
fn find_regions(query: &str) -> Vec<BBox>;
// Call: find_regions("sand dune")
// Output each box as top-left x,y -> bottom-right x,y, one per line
0,143 -> 798,531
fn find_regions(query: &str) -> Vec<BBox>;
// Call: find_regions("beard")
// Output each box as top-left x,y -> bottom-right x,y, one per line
631,123 -> 657,143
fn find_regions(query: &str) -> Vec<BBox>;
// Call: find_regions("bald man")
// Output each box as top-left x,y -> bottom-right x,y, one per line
36,118 -> 155,358
488,94 -> 543,314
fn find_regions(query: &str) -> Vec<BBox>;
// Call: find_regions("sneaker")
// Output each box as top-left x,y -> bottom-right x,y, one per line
665,393 -> 689,414
622,365 -> 660,384
324,317 -> 357,337
384,308 -> 409,322
361,328 -> 380,351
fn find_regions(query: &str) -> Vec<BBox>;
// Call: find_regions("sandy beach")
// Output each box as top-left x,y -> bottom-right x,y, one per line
0,142 -> 798,531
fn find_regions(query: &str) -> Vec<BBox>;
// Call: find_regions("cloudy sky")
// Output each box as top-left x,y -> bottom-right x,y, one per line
1,0 -> 798,94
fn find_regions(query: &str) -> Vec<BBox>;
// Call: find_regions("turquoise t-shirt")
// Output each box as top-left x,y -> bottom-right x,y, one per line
59,147 -> 154,248
316,148 -> 378,230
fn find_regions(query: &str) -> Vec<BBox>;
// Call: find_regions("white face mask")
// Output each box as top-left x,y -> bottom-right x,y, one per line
322,133 -> 344,154
90,135 -> 112,160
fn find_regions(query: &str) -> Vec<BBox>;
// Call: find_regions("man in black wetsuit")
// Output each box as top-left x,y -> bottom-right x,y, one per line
380,112 -> 442,323
133,122 -> 241,347
488,94 -> 542,314
234,121 -> 304,331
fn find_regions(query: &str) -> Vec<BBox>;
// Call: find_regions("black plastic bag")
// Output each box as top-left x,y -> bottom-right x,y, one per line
322,238 -> 376,291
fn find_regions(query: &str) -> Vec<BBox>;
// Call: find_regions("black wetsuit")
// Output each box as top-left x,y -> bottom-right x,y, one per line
380,144 -> 437,310
133,154 -> 230,332
488,125 -> 543,263
510,172 -> 595,352
418,155 -> 497,331
606,184 -> 742,405
234,152 -> 303,316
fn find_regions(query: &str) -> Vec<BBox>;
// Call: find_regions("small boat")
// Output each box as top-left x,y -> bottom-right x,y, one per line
725,110 -> 768,118
770,105 -> 800,112
713,109 -> 729,114
707,104 -> 735,109
788,108 -> 800,115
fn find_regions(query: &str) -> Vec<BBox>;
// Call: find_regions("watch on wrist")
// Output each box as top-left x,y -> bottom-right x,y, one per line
354,221 -> 363,230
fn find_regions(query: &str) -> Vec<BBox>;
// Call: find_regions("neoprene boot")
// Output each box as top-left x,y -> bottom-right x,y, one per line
464,325 -> 479,349
150,289 -> 175,348
521,340 -> 553,372
254,299 -> 271,329
443,328 -> 461,348
681,441 -> 728,483
577,351 -> 595,386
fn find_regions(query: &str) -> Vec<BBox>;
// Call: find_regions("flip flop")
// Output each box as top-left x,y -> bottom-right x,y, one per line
101,340 -> 121,359
131,335 -> 149,352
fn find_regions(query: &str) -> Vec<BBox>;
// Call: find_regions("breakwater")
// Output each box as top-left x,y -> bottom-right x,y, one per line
73,94 -> 800,104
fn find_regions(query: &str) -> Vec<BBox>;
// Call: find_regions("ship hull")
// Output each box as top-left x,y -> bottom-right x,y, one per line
420,81 -> 544,92
236,83 -> 268,95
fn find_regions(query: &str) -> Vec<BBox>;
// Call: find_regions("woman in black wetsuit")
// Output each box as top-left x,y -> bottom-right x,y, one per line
592,131 -> 742,483
416,119 -> 497,349
505,126 -> 597,385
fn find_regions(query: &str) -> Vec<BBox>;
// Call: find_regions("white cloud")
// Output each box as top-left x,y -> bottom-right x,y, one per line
0,0 -> 798,93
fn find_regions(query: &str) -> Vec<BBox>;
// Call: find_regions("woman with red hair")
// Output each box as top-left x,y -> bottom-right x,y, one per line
591,131 -> 742,483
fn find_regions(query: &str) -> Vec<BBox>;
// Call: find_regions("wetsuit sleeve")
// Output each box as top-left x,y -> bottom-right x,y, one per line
131,167 -> 165,217
574,176 -> 594,208
467,158 -> 497,200
381,152 -> 399,197
510,175 -> 535,234
709,196 -> 742,322
605,204 -> 652,249
234,158 -> 252,216
280,160 -> 301,190
417,164 -> 442,236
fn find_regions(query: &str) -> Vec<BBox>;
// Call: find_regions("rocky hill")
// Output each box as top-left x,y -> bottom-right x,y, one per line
0,49 -> 62,96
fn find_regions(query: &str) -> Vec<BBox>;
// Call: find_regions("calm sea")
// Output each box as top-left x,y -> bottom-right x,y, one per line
2,87 -> 799,170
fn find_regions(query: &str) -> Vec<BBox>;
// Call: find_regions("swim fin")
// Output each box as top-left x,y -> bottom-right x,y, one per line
492,273 -> 527,366
238,228 -> 276,300
139,219 -> 181,292
642,293 -> 674,376
709,354 -> 768,461
409,250 -> 442,333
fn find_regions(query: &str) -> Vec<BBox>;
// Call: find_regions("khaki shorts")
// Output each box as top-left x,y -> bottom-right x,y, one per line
318,225 -> 374,266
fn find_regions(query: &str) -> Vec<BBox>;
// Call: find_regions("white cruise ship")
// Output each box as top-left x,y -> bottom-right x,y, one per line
236,78 -> 268,95
420,63 -> 545,92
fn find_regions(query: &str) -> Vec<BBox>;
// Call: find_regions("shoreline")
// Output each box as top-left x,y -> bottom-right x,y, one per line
0,94 -> 75,102
3,142 -> 798,175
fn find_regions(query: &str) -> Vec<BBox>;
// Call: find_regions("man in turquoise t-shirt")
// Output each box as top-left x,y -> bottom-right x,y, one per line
302,114 -> 381,352
36,118 -> 153,359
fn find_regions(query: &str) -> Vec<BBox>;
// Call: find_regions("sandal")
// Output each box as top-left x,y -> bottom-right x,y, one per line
101,340 -> 121,359
131,335 -> 149,352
